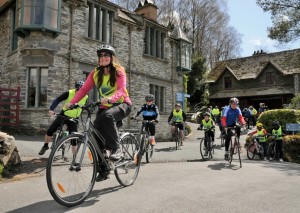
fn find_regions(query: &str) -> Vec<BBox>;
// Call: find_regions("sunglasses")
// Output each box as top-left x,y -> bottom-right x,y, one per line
98,53 -> 111,58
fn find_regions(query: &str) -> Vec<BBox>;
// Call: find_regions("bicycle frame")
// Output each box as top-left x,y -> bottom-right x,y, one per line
227,126 -> 242,168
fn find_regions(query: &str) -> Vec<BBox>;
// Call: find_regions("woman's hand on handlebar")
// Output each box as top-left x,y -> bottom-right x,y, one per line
65,103 -> 73,109
48,110 -> 55,116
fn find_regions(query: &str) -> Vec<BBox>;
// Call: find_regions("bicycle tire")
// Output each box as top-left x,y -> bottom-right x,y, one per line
115,133 -> 141,187
208,139 -> 213,159
199,139 -> 208,161
145,140 -> 154,163
46,133 -> 97,207
175,129 -> 180,150
258,146 -> 264,159
268,143 -> 275,160
236,140 -> 242,168
247,144 -> 256,160
229,139 -> 234,164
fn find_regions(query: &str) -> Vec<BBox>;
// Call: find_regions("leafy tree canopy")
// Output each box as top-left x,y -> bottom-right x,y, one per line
256,0 -> 300,43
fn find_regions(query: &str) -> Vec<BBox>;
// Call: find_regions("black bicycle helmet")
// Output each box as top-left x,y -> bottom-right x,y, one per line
175,103 -> 181,107
145,94 -> 154,102
229,97 -> 239,105
272,120 -> 280,129
97,44 -> 116,57
203,112 -> 210,117
75,80 -> 84,90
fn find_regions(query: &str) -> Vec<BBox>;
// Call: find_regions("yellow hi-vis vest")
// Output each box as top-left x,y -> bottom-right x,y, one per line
93,68 -> 127,107
272,127 -> 283,140
202,118 -> 214,129
256,129 -> 266,142
173,109 -> 183,123
63,89 -> 88,118
212,108 -> 220,116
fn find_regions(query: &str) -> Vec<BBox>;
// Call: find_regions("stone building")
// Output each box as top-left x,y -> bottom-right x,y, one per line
0,0 -> 191,140
207,49 -> 300,110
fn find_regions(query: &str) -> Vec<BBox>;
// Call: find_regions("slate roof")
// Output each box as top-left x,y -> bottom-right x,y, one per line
207,48 -> 300,82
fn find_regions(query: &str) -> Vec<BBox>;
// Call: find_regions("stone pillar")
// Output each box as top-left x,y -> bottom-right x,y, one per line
295,73 -> 300,95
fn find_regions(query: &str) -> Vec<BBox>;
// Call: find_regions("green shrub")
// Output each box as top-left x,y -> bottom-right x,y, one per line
185,124 -> 192,135
283,135 -> 300,163
257,109 -> 300,132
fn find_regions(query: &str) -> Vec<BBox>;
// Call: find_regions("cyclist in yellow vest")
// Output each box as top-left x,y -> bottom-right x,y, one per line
248,122 -> 268,160
66,44 -> 132,162
198,112 -> 215,156
39,81 -> 88,155
168,103 -> 187,145
269,120 -> 284,162
211,106 -> 220,123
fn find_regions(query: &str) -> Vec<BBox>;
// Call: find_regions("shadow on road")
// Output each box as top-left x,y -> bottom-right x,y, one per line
7,185 -> 123,213
207,162 -> 242,170
154,147 -> 178,152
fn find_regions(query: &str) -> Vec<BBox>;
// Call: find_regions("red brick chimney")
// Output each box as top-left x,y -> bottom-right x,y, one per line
135,0 -> 158,22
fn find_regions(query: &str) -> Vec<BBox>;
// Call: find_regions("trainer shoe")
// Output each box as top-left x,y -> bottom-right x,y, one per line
264,157 -> 267,161
269,157 -> 273,161
204,150 -> 208,156
38,145 -> 49,155
279,158 -> 283,162
109,148 -> 123,161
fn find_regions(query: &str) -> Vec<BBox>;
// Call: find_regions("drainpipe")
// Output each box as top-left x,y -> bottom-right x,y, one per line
68,3 -> 75,89
171,41 -> 175,106
128,25 -> 132,127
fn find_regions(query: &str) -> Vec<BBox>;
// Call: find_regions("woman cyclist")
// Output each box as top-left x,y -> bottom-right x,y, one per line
65,44 -> 132,161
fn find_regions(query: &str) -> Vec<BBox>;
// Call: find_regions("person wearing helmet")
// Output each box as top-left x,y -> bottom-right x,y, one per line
198,112 -> 215,156
39,81 -> 88,155
211,106 -> 220,123
248,106 -> 257,128
168,103 -> 187,145
248,122 -> 268,160
65,44 -> 132,163
134,94 -> 160,145
269,120 -> 284,162
221,97 -> 246,160
258,103 -> 267,116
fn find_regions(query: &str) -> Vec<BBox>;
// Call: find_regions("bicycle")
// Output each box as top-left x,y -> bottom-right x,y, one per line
198,128 -> 215,161
246,135 -> 265,160
226,126 -> 242,168
267,134 -> 284,161
46,101 -> 141,207
171,122 -> 183,150
130,117 -> 155,163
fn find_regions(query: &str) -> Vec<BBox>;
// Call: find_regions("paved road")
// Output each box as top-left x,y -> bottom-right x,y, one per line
1,123 -> 299,213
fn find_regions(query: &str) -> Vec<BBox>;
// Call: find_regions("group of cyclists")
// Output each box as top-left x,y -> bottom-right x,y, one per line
39,43 -> 284,165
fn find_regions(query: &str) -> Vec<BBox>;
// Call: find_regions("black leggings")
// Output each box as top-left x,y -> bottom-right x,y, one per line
93,103 -> 131,150
145,122 -> 155,136
46,116 -> 77,136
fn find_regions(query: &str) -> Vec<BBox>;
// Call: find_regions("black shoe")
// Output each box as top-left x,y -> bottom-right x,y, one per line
95,173 -> 109,182
109,148 -> 123,161
39,146 -> 49,155
224,153 -> 229,161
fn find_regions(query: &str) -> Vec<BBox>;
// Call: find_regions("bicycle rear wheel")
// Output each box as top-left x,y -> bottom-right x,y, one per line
46,134 -> 97,207
247,144 -> 256,160
115,133 -> 141,186
145,140 -> 154,163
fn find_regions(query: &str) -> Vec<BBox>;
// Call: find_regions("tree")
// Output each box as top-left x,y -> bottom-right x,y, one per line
256,0 -> 300,43
289,93 -> 300,109
187,54 -> 209,107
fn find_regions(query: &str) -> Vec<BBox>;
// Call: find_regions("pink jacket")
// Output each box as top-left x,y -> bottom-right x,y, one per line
70,68 -> 132,106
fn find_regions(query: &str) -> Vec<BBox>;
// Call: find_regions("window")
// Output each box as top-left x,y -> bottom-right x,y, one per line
150,84 -> 165,112
15,0 -> 61,37
27,67 -> 48,108
144,26 -> 166,59
224,77 -> 232,89
11,4 -> 18,51
266,71 -> 275,85
85,2 -> 114,43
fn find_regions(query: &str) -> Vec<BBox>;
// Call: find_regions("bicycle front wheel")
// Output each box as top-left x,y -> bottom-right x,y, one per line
236,140 -> 242,168
199,139 -> 208,161
268,143 -> 275,160
175,129 -> 180,150
146,141 -> 154,163
247,144 -> 256,160
115,133 -> 141,186
46,134 -> 97,207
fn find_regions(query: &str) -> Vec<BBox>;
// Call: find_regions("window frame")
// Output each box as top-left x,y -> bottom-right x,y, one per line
150,84 -> 165,112
85,1 -> 114,44
26,67 -> 48,108
144,25 -> 166,59
224,77 -> 233,89
14,0 -> 61,37
266,71 -> 276,85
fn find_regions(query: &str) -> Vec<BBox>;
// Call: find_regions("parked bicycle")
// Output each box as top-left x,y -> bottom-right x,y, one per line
130,117 -> 155,163
46,101 -> 141,207
246,135 -> 265,160
198,128 -> 215,161
226,126 -> 242,168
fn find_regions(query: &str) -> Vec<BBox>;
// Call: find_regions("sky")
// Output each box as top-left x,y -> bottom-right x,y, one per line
226,0 -> 300,57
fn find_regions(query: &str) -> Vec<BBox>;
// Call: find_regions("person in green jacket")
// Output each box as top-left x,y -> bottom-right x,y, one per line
269,120 -> 284,162
39,81 -> 88,155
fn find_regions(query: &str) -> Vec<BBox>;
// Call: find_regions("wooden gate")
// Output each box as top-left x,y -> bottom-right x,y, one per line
0,86 -> 21,127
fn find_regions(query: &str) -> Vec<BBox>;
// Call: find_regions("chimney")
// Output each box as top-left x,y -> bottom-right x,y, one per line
135,0 -> 158,22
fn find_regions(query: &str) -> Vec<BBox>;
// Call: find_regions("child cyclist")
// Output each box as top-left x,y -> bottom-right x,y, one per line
198,112 -> 215,156
269,120 -> 284,162
248,122 -> 268,160
134,94 -> 159,145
